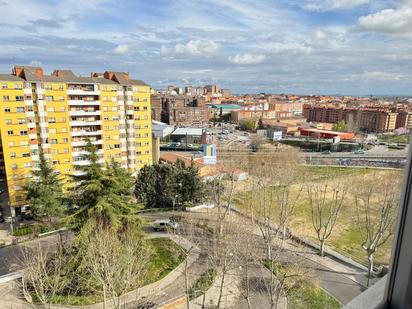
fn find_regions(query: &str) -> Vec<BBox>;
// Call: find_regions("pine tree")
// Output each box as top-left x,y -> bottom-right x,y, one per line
70,141 -> 139,228
24,153 -> 65,227
257,116 -> 265,130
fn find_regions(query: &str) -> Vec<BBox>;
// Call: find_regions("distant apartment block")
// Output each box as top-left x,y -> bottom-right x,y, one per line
151,95 -> 213,125
0,66 -> 152,210
303,104 -> 401,133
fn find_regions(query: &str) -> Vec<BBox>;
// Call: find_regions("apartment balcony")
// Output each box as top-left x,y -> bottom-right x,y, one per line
67,88 -> 99,96
23,88 -> 32,95
68,99 -> 100,106
72,170 -> 86,176
27,122 -> 36,129
73,158 -> 105,166
28,133 -> 37,140
36,87 -> 44,95
71,139 -> 103,147
72,149 -> 104,157
70,120 -> 102,127
26,111 -> 35,118
70,130 -> 103,137
69,110 -> 101,117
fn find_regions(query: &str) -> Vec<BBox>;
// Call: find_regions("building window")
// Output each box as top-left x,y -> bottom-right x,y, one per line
62,128 -> 67,133
4,107 -> 10,112
7,130 -> 13,135
11,164 -> 18,170
24,162 -> 31,168
2,83 -> 7,89
20,130 -> 28,135
58,85 -> 64,90
45,84 -> 52,90
18,118 -> 26,124
134,106 -> 140,111
64,148 -> 69,153
111,97 -> 117,102
49,128 -> 57,134
15,96 -> 24,101
60,117 -> 66,123
22,152 -> 30,157
114,144 -> 120,148
47,107 -> 55,112
6,119 -> 12,124
46,96 -> 53,101
103,96 -> 108,101
14,83 -> 22,90
103,106 -> 108,111
59,96 -> 65,101
48,118 -> 56,123
62,138 -> 68,143
16,107 -> 25,113
143,106 -> 148,110
10,152 -> 16,158
59,107 -> 65,112
134,97 -> 139,102
8,141 -> 14,147
51,139 -> 57,144
3,95 -> 9,101
104,116 -> 109,120
112,107 -> 118,112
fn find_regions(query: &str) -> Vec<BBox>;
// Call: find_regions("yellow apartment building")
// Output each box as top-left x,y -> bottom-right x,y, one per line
0,66 -> 152,214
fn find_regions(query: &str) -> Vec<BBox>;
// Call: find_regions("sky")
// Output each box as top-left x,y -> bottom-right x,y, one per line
0,0 -> 411,95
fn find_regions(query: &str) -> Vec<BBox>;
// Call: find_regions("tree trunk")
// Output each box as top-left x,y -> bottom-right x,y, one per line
367,253 -> 374,287
103,285 -> 107,309
320,239 -> 326,257
217,265 -> 227,308
185,258 -> 190,309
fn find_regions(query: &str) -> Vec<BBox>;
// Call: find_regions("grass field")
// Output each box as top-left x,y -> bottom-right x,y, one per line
235,166 -> 403,266
263,261 -> 341,309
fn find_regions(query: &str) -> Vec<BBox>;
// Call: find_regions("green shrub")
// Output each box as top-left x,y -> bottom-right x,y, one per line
12,226 -> 33,236
188,268 -> 216,300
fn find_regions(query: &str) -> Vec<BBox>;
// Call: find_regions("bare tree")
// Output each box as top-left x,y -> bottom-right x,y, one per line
354,172 -> 401,286
19,243 -> 67,309
207,147 -> 247,235
83,219 -> 151,308
307,183 -> 346,256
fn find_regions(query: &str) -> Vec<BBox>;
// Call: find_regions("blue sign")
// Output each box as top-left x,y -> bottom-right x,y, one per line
203,144 -> 217,165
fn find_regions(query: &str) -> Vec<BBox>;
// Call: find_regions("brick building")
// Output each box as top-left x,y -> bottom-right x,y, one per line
151,95 -> 212,125
303,104 -> 399,133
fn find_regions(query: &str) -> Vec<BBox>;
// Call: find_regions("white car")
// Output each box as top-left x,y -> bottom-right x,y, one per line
152,219 -> 178,231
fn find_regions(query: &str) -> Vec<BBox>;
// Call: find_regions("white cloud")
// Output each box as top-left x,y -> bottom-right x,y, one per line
162,40 -> 219,57
228,53 -> 266,65
346,71 -> 407,81
262,42 -> 313,55
303,0 -> 369,11
112,44 -> 129,55
358,4 -> 412,36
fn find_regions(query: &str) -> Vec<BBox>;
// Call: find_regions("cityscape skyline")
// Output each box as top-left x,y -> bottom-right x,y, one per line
0,0 -> 411,95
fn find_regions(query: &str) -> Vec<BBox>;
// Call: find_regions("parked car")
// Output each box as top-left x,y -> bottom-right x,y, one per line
321,150 -> 331,155
152,219 -> 178,232
354,149 -> 365,154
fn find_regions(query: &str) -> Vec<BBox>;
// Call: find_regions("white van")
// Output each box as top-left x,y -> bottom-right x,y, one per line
152,219 -> 178,231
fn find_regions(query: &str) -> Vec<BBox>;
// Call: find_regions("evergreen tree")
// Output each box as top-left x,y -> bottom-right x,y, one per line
70,141 -> 139,228
257,116 -> 265,129
25,153 -> 65,226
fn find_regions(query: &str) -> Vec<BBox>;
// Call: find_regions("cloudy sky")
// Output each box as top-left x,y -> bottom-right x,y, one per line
0,0 -> 411,95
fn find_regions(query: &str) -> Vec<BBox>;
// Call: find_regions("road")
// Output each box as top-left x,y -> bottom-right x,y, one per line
0,231 -> 72,276
0,211 -> 367,306
142,211 -> 366,305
